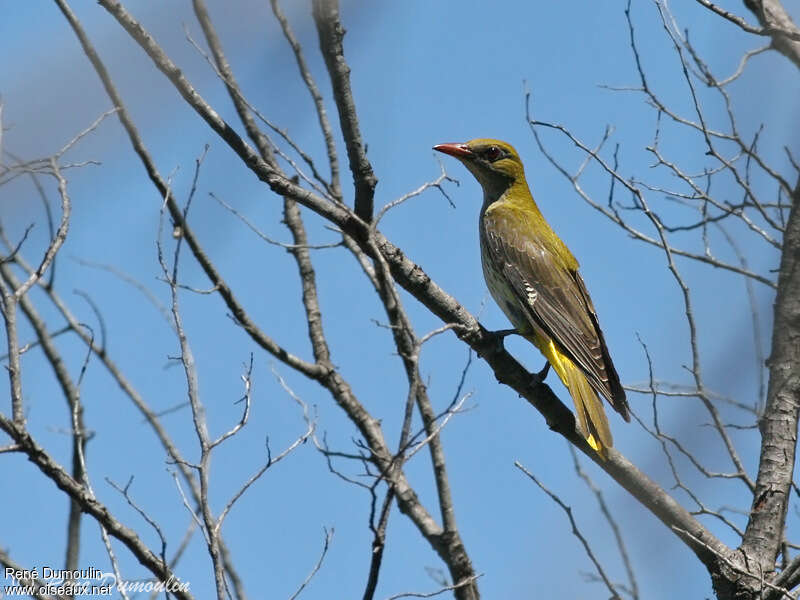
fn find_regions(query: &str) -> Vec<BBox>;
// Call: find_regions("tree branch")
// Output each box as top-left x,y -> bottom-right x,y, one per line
92,0 -> 732,578
0,416 -> 192,600
740,178 -> 800,573
312,0 -> 377,221
742,0 -> 800,66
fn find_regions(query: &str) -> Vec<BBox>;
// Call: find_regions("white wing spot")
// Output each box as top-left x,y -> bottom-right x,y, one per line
524,283 -> 537,305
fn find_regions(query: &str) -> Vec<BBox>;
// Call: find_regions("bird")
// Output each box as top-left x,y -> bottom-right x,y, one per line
433,138 -> 630,456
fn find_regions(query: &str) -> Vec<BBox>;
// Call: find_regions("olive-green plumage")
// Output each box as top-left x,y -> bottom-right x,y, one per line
434,138 -> 630,455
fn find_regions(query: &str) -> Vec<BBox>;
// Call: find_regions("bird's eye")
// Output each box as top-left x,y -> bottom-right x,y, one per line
485,146 -> 502,162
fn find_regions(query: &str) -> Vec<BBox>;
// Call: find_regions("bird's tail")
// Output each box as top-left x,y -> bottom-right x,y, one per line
538,338 -> 613,457
564,363 -> 613,457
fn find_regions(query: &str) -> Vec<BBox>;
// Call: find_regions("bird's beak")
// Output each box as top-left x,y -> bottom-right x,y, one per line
433,143 -> 473,160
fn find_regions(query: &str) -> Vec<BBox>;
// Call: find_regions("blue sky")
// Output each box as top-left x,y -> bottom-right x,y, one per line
2,1 -> 797,598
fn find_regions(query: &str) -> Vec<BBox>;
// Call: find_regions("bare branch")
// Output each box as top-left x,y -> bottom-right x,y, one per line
676,526 -> 794,599
382,575 -> 483,600
570,447 -> 639,599
189,0 -> 276,165
211,192 -> 341,250
740,182 -> 800,572
216,368 -> 316,528
270,0 -> 342,200
13,159 -> 70,301
525,93 -> 777,288
515,461 -> 621,599
0,546 -> 69,600
0,414 -> 193,600
72,257 -> 175,330
693,0 -> 800,66
312,0 -> 377,221
287,527 -> 333,600
694,0 -> 775,35
718,43 -> 771,85
374,164 -> 456,226
106,475 -> 168,565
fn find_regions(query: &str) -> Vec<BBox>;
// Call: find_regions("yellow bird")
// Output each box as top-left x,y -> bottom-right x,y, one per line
434,138 -> 630,455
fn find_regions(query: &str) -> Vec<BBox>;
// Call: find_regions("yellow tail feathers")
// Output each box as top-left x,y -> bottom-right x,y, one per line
536,338 -> 613,457
564,362 -> 612,456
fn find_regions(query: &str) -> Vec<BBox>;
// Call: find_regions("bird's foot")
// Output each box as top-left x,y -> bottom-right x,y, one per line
529,362 -> 551,388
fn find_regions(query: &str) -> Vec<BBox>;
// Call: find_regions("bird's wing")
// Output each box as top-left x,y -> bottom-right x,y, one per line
482,210 -> 629,420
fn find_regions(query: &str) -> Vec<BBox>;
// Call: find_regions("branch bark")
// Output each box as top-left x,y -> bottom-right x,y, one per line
312,0 -> 377,221
743,0 -> 800,67
739,178 -> 800,576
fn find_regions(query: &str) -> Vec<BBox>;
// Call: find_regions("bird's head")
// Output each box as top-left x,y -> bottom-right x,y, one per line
433,138 -> 525,199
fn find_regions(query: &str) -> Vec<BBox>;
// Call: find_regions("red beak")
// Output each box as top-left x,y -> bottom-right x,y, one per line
433,143 -> 473,159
